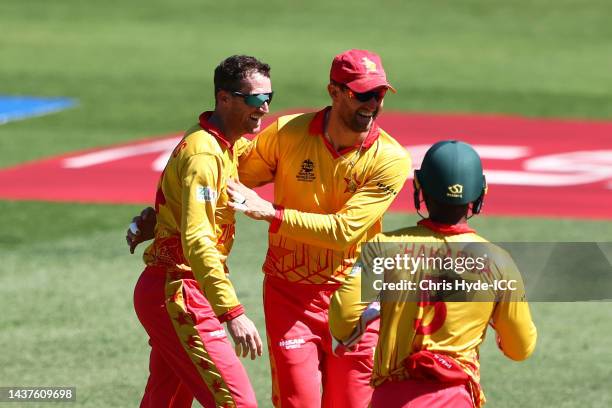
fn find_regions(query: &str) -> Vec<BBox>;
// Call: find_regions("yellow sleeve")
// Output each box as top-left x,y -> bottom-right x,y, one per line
329,239 -> 382,341
278,153 -> 410,250
238,121 -> 278,188
180,153 -> 241,318
330,265 -> 368,341
491,258 -> 537,361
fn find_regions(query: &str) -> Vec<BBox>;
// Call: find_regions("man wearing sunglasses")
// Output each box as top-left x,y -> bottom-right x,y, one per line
226,49 -> 411,407
131,55 -> 271,408
128,49 -> 410,407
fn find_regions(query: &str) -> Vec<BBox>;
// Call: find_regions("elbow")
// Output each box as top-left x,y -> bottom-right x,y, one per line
500,329 -> 537,361
329,296 -> 345,327
504,344 -> 536,361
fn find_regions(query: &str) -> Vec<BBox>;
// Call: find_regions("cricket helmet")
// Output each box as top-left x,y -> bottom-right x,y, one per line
414,140 -> 487,213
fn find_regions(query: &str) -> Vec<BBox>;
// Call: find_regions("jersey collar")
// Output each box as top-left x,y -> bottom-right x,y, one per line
199,111 -> 233,151
417,218 -> 476,235
308,106 -> 381,158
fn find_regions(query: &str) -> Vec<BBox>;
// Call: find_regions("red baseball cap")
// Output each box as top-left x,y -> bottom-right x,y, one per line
330,49 -> 396,93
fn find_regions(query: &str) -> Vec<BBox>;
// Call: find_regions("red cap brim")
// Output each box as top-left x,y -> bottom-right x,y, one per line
346,76 -> 397,94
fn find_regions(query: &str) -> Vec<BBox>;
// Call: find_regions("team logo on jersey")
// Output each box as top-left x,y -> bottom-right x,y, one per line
362,57 -> 378,73
447,184 -> 463,198
196,185 -> 218,202
296,159 -> 316,182
344,176 -> 357,193
344,173 -> 363,193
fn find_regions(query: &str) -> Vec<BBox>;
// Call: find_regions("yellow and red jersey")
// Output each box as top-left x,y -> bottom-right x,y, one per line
143,112 -> 251,321
238,107 -> 411,284
329,220 -> 537,406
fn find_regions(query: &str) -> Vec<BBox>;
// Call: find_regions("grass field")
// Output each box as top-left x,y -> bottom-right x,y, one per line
1,0 -> 611,407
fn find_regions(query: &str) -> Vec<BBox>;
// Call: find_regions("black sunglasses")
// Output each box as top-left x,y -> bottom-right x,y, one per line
231,91 -> 274,107
334,82 -> 386,103
346,87 -> 387,103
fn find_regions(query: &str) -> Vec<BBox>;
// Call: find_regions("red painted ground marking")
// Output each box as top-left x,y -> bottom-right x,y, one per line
0,111 -> 610,219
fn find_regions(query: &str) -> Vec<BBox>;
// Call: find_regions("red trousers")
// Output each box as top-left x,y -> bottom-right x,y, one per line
134,266 -> 257,408
263,275 -> 378,408
370,379 -> 473,408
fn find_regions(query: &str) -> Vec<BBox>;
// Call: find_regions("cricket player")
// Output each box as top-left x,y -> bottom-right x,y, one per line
225,49 -> 410,407
328,141 -> 538,408
128,49 -> 411,407
132,55 -> 273,408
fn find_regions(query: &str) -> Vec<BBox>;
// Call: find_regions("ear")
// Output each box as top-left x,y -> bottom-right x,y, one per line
328,83 -> 341,101
216,89 -> 231,106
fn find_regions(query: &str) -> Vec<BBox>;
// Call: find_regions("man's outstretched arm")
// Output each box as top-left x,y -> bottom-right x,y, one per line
227,152 -> 410,251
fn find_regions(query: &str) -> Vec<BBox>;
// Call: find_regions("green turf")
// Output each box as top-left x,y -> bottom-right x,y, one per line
1,0 -> 611,406
0,202 -> 610,407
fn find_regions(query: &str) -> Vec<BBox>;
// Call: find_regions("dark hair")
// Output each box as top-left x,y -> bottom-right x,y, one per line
214,55 -> 271,98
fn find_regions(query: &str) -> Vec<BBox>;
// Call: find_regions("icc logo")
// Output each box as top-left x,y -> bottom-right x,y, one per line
301,159 -> 314,173
447,184 -> 463,198
296,159 -> 316,182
